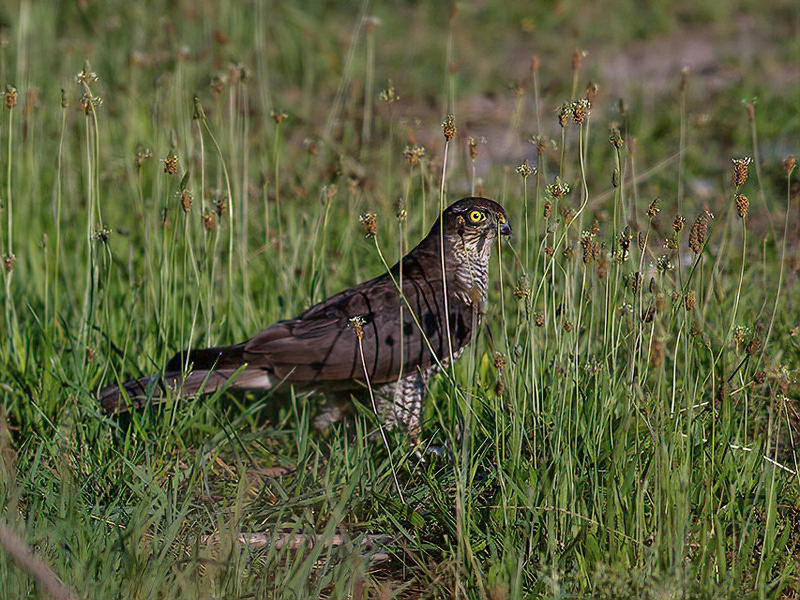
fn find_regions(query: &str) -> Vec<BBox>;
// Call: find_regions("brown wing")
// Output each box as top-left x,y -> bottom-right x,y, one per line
243,256 -> 472,388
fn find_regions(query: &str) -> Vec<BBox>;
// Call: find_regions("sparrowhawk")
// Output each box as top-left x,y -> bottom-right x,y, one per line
99,197 -> 511,436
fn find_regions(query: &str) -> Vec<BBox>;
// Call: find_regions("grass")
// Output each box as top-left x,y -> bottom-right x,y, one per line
1,0 -> 800,598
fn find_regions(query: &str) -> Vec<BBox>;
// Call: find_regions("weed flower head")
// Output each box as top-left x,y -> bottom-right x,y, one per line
3,253 -> 15,273
360,212 -> 378,238
179,189 -> 192,213
596,251 -> 609,279
646,199 -> 660,219
322,184 -> 338,205
402,145 -> 425,167
684,291 -> 696,311
515,159 -> 535,179
584,81 -> 599,104
572,98 -> 591,125
513,275 -> 530,300
349,316 -> 365,340
744,100 -> 755,122
608,125 -> 624,149
468,137 -> 478,161
441,114 -> 456,141
546,177 -> 570,200
79,92 -> 102,115
783,155 -> 797,176
530,135 -> 550,156
618,227 -> 632,261
571,48 -> 586,72
135,144 -> 152,169
192,96 -> 206,121
581,231 -> 597,264
379,80 -> 399,104
210,74 -> 225,95
543,200 -> 552,220
688,210 -> 713,254
3,85 -> 17,110
75,65 -> 98,86
214,193 -> 227,217
558,102 -> 570,128
93,225 -> 111,243
733,325 -> 751,348
395,196 -> 407,222
164,150 -> 178,175
731,156 -> 752,189
735,194 -> 749,219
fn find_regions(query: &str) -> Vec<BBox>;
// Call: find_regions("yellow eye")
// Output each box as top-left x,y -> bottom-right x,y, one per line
468,210 -> 484,223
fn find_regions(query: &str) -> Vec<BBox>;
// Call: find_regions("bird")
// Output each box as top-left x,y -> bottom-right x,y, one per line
99,197 -> 511,437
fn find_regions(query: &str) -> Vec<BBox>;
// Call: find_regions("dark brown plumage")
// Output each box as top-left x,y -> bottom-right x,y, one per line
99,197 -> 510,435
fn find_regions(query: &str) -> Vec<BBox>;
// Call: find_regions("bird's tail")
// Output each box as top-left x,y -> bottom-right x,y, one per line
98,343 -> 269,415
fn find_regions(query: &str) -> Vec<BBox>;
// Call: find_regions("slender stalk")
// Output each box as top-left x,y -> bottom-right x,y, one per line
51,94 -> 67,332
761,167 -> 794,359
352,319 -> 404,504
439,136 -> 454,366
3,97 -> 15,348
361,18 -> 375,152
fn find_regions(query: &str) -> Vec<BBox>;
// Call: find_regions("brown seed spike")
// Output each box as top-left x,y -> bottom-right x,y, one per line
349,316 -> 365,340
164,151 -> 179,175
584,81 -> 599,104
679,67 -> 689,93
744,101 -> 755,123
359,212 -> 378,238
468,137 -> 478,161
736,194 -> 749,219
685,291 -> 696,311
441,114 -> 456,141
783,155 -> 797,176
180,189 -> 193,213
572,98 -> 591,126
3,253 -> 15,272
688,211 -> 711,254
558,102 -> 570,128
731,157 -> 752,189
271,110 -> 288,124
3,85 -> 18,110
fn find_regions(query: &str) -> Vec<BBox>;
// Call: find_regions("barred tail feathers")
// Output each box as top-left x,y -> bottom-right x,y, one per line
98,343 -> 271,415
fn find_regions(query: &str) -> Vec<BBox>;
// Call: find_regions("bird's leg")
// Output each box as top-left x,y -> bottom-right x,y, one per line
313,393 -> 353,431
375,372 -> 426,437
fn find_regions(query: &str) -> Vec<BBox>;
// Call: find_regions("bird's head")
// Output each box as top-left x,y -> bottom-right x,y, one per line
439,197 -> 511,253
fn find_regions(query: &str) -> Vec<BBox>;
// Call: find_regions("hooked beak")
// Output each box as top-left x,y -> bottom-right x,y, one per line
499,220 -> 512,236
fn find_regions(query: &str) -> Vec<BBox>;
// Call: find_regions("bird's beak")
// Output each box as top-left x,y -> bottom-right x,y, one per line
498,216 -> 511,237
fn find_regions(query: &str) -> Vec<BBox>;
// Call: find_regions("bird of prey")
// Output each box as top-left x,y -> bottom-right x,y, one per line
99,197 -> 511,436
